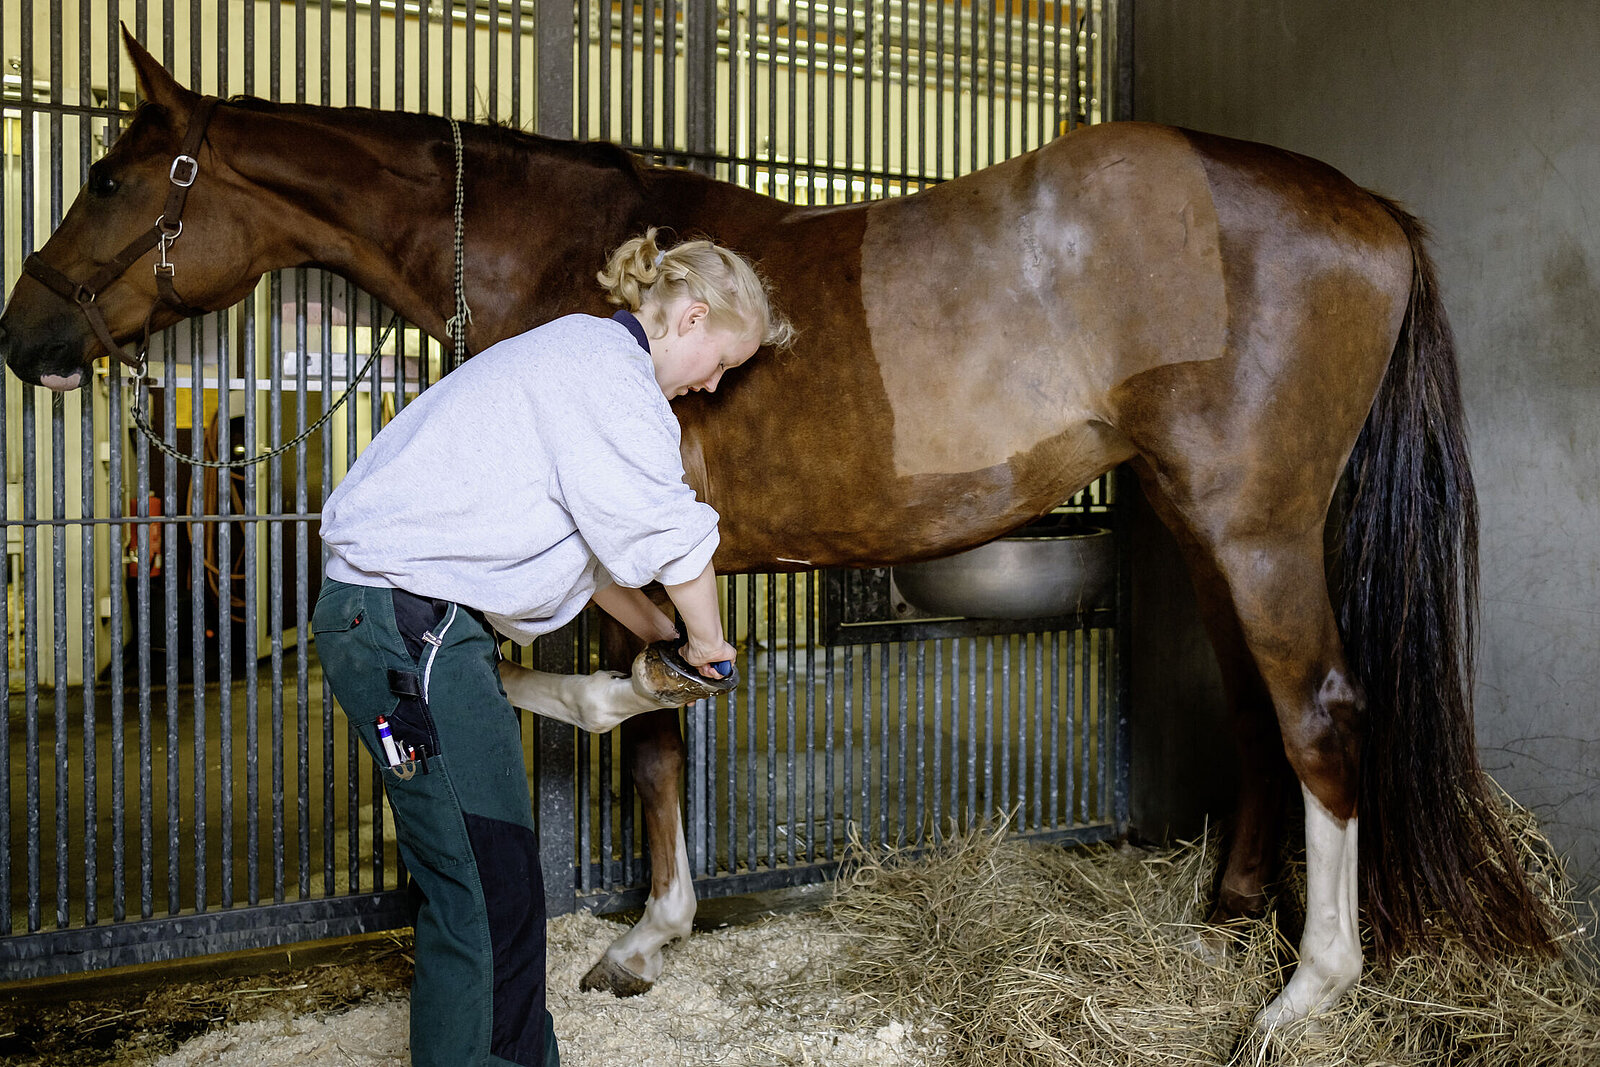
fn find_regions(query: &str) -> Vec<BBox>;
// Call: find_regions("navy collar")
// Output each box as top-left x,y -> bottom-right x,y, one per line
611,309 -> 651,353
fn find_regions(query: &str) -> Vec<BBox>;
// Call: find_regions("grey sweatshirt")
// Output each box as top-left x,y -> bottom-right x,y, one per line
320,313 -> 719,643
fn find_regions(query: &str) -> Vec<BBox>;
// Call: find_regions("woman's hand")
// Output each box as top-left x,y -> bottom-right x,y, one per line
680,634 -> 737,679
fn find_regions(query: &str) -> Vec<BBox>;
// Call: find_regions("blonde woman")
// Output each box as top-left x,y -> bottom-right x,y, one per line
311,228 -> 788,1067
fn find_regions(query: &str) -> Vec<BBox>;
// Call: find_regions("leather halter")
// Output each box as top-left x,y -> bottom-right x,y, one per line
21,95 -> 220,372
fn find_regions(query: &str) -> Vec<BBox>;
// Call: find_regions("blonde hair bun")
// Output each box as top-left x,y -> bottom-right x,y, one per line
598,226 -> 794,349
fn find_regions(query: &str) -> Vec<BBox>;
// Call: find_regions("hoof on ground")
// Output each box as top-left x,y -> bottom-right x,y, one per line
1179,924 -> 1236,963
1253,996 -> 1330,1039
580,954 -> 654,998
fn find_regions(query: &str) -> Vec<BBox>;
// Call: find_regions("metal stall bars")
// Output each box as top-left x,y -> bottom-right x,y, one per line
0,0 -> 1128,980
549,0 -> 1130,917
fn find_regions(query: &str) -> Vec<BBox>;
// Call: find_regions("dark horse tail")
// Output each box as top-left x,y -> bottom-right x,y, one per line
1337,196 -> 1554,960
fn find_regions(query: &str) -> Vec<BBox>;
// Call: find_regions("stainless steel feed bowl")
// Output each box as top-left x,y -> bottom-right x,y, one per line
891,526 -> 1114,619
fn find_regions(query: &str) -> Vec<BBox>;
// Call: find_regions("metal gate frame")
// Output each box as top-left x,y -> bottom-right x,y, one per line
1,0 -> 1133,981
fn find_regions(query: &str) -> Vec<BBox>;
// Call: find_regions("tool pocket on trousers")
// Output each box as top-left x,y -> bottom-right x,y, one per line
386,669 -> 441,758
386,694 -> 441,761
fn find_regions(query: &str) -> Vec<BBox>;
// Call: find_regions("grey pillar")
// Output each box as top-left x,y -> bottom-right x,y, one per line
684,0 -> 717,174
1113,0 -> 1136,122
533,1 -> 578,919
536,0 -> 575,138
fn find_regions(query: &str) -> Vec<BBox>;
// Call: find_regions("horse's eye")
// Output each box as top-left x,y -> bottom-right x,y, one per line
89,171 -> 120,198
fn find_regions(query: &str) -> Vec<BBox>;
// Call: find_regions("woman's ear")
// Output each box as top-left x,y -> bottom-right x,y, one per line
676,301 -> 710,336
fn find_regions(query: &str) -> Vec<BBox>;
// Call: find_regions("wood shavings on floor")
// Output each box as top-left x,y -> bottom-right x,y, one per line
147,910 -> 937,1067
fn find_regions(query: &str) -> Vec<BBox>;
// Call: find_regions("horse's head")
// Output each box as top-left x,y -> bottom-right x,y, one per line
1,30 -> 264,390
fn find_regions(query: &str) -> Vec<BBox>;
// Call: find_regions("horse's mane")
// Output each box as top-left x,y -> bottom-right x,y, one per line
215,92 -> 647,180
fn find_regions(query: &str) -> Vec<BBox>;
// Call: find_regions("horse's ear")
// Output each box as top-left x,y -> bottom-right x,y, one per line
121,24 -> 195,113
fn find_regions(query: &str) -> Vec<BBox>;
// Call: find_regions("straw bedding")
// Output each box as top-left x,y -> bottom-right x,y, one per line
823,810 -> 1600,1066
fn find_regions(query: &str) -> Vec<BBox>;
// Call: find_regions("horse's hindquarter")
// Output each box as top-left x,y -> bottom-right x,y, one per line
1114,128 -> 1414,539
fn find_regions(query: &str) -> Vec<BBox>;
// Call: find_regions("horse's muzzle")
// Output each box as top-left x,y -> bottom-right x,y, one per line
0,310 -> 94,390
36,370 -> 85,391
4,345 -> 87,390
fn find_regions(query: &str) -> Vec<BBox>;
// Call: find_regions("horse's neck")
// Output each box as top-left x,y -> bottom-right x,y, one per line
229,104 -> 630,347
220,106 -> 454,337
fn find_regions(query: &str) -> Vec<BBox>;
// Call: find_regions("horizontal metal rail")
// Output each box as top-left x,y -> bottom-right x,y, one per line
0,893 -> 411,980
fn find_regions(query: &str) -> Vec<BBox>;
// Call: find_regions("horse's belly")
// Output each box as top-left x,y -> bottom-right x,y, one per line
858,124 -> 1227,478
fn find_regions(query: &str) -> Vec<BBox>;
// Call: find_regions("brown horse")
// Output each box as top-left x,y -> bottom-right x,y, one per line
2,32 -> 1552,1026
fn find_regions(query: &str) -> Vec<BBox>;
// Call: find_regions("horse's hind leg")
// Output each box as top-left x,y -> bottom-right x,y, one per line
1202,533 -> 1364,1028
1135,474 -> 1293,926
1139,445 -> 1365,1022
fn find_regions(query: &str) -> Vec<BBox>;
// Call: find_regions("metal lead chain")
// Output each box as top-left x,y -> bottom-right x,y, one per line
128,312 -> 400,469
444,117 -> 473,369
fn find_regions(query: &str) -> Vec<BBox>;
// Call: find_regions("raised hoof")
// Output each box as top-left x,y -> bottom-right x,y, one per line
630,642 -> 738,707
580,954 -> 654,998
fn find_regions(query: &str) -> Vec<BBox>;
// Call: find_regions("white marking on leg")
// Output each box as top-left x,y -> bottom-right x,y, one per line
497,660 -> 660,732
601,818 -> 695,983
1256,784 -> 1362,1030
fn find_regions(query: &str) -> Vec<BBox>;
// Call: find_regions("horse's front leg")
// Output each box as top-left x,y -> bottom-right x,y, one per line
580,706 -> 694,996
497,660 -> 651,731
499,648 -> 699,996
497,647 -> 714,732
562,611 -> 697,998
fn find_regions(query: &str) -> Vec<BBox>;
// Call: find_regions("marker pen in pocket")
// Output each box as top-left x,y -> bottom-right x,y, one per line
376,716 -> 404,767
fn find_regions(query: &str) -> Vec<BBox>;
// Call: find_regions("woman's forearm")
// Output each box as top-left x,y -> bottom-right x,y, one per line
590,583 -> 678,643
665,562 -> 736,673
664,563 -> 722,643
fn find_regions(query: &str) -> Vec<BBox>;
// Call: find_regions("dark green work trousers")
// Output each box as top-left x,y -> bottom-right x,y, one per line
312,577 -> 559,1067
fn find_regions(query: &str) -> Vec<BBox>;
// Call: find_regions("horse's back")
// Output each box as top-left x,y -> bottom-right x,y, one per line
846,120 -> 1408,444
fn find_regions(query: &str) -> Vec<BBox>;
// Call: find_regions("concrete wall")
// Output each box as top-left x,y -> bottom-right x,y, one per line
1128,0 -> 1600,903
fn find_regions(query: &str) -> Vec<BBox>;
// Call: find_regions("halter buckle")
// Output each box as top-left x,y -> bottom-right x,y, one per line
73,283 -> 96,306
169,154 -> 198,187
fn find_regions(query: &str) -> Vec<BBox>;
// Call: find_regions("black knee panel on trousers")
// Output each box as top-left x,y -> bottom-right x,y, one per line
466,813 -> 548,1065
